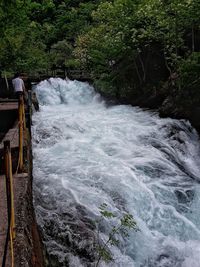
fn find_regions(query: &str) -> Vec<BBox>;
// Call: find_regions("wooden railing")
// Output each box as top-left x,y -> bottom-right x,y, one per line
2,140 -> 15,267
1,93 -> 30,266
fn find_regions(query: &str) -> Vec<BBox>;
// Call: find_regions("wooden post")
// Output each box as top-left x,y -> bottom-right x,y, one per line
28,90 -> 32,107
27,90 -> 32,136
4,140 -> 16,239
2,142 -> 10,267
3,141 -> 15,267
4,73 -> 9,91
18,95 -> 23,172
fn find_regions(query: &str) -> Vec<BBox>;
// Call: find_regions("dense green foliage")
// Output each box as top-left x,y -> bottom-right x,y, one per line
75,0 -> 200,100
0,0 -> 200,110
0,0 -> 100,73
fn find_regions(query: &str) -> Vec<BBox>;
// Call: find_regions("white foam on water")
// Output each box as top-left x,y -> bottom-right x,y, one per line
32,78 -> 200,266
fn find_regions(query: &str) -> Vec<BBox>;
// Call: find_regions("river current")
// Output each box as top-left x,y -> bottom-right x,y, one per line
32,78 -> 200,267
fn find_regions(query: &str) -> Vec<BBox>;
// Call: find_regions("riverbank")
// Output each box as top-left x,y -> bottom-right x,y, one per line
95,83 -> 200,135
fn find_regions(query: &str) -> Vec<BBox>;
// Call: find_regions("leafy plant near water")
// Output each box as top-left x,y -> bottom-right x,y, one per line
95,203 -> 138,267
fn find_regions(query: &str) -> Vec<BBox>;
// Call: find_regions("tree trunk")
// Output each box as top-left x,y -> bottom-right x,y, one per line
192,25 -> 195,52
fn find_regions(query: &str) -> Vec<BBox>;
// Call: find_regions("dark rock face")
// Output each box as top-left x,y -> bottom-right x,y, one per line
190,107 -> 200,133
159,97 -> 181,118
34,180 -> 99,267
131,93 -> 165,109
99,88 -> 200,135
159,97 -> 200,134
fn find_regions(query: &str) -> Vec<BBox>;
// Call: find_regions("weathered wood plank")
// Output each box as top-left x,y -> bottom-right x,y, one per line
0,102 -> 18,111
0,127 -> 19,150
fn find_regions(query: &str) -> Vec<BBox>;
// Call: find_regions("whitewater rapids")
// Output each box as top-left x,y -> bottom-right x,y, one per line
32,78 -> 200,267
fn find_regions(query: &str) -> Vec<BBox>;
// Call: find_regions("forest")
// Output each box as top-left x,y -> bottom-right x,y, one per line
0,0 -> 200,126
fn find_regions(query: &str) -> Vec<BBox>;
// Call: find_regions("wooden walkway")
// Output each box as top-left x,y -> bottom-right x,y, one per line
0,173 -> 29,266
0,174 -> 10,267
0,93 -> 44,267
0,99 -> 26,266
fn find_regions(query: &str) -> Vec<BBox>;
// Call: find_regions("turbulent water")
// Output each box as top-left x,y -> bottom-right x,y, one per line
32,78 -> 200,267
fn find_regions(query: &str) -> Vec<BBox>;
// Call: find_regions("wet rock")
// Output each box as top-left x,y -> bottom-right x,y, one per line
190,107 -> 200,133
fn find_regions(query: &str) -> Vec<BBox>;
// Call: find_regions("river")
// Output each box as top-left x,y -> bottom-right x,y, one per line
32,78 -> 200,267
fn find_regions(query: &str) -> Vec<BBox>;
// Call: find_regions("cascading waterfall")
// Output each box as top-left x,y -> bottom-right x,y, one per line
32,78 -> 200,267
